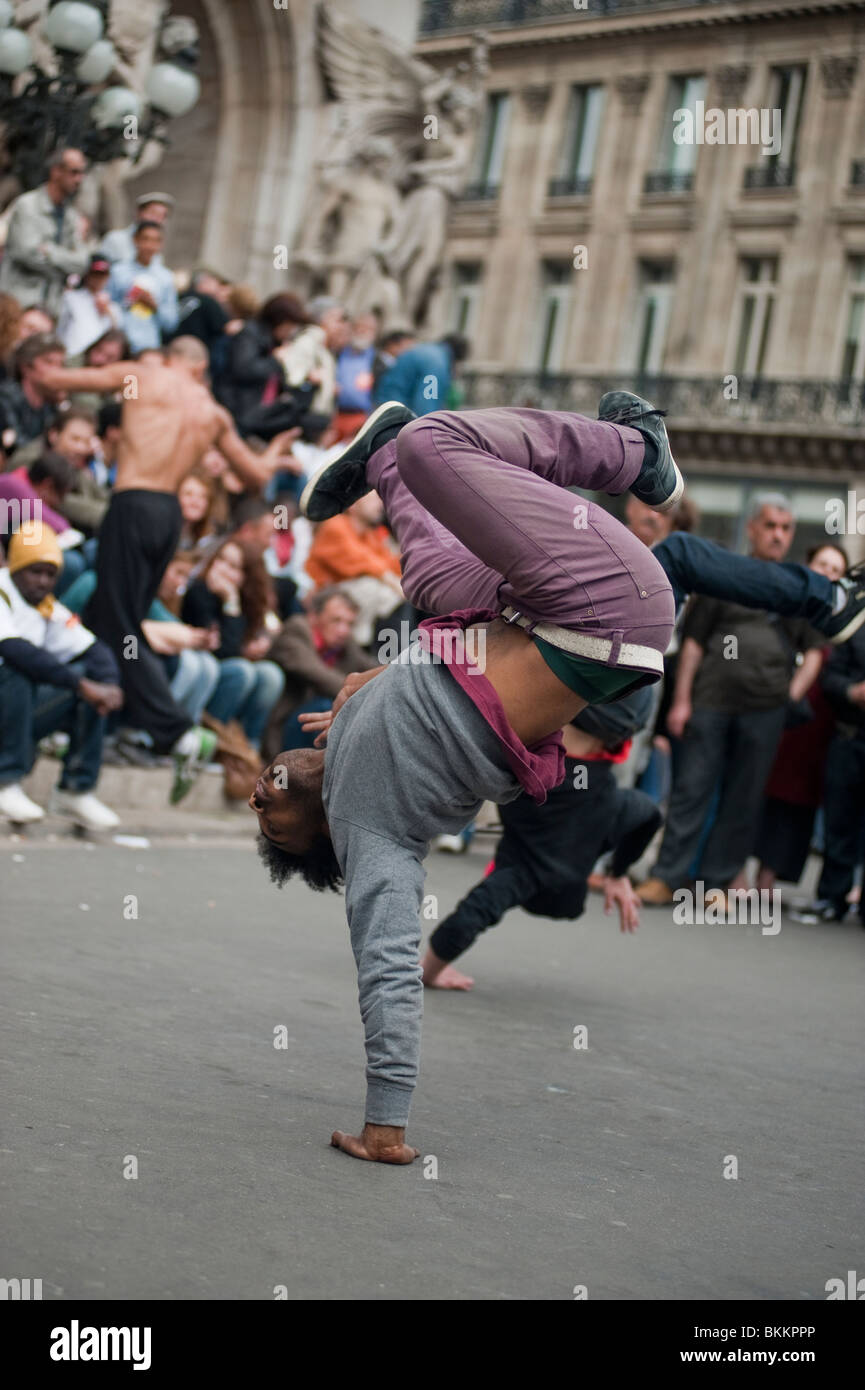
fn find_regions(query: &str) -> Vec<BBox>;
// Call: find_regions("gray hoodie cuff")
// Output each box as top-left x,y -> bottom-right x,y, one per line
365,1077 -> 414,1127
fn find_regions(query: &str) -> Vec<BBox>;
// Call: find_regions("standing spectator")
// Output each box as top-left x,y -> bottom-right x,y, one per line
0,522 -> 122,830
638,495 -> 823,905
181,538 -> 284,751
263,587 -> 374,760
371,328 -> 414,397
333,312 -> 378,438
797,618 -> 865,925
57,253 -> 120,358
100,191 -> 174,266
372,332 -> 468,416
108,222 -> 178,353
0,148 -> 89,315
217,292 -> 310,434
0,333 -> 66,456
275,295 -> 351,418
755,543 -> 849,894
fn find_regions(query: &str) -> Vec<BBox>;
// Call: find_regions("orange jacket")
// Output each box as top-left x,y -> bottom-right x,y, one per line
306,516 -> 401,589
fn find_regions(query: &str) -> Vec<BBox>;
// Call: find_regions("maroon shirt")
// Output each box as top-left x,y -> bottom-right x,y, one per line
418,609 -> 565,804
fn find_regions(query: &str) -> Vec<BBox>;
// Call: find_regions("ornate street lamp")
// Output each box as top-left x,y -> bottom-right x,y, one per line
0,1 -> 200,195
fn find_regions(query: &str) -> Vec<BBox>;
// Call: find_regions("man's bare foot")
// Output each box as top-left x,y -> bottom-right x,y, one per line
421,947 -> 475,990
330,1123 -> 419,1164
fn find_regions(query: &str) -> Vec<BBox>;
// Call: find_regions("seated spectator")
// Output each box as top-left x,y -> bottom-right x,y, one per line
306,492 -> 403,645
262,586 -> 375,761
68,329 -> 129,415
333,312 -> 378,438
0,333 -> 66,458
0,522 -> 122,830
0,292 -> 23,383
0,451 -> 76,542
57,254 -> 121,359
177,466 -> 229,553
371,328 -> 414,399
217,292 -> 312,438
275,295 -> 351,419
172,268 -> 230,371
142,556 -> 221,725
91,401 -> 122,488
181,538 -> 284,751
16,307 -> 56,343
45,408 -> 107,537
108,221 -> 179,353
372,332 -> 468,415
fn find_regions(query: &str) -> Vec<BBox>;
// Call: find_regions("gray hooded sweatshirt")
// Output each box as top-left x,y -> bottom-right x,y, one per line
323,647 -> 522,1127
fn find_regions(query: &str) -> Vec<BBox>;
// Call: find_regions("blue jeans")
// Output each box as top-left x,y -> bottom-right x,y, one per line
281,696 -> 333,750
169,650 -> 220,724
207,658 -> 284,745
653,532 -> 835,625
0,662 -> 105,792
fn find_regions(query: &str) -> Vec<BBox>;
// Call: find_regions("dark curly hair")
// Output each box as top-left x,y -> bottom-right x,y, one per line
256,832 -> 343,893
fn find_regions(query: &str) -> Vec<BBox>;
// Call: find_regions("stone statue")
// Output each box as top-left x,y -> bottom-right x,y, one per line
313,3 -> 488,328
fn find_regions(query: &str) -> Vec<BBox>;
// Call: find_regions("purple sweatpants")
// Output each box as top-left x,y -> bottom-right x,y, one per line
367,408 -> 675,671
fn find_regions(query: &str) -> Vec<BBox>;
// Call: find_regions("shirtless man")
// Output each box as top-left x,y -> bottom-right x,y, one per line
32,337 -> 299,799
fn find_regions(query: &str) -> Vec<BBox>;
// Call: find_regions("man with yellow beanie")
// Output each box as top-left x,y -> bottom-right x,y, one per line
0,522 -> 122,829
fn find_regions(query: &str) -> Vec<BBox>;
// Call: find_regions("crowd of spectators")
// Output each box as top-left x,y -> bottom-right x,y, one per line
0,145 -> 861,926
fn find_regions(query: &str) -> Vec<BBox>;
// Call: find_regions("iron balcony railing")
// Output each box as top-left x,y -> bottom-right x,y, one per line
421,0 -> 737,32
743,162 -> 796,190
459,181 -> 502,201
548,175 -> 593,197
644,170 -> 695,195
458,371 -> 865,427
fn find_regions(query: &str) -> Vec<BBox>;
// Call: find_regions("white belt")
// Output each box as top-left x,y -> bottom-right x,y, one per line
501,606 -> 664,676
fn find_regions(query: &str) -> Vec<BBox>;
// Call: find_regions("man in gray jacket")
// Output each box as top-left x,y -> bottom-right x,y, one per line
0,149 -> 89,315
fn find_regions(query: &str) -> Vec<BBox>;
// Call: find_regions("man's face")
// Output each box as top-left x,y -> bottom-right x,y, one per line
747,506 -> 794,562
248,751 -> 324,853
53,153 -> 87,199
13,562 -> 58,606
350,315 -> 378,350
85,269 -> 110,295
139,202 -> 169,226
54,419 -> 93,469
625,497 -> 672,548
87,336 -> 124,368
134,228 -> 164,265
26,350 -> 66,401
313,598 -> 356,650
322,307 -> 351,352
237,515 -> 275,554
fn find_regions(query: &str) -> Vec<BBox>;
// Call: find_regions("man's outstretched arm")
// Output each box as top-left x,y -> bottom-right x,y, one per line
214,409 -> 301,492
30,358 -> 135,396
328,820 -> 424,1164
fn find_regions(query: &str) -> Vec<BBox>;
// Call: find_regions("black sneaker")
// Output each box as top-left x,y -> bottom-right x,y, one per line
299,402 -> 416,521
598,390 -> 684,514
820,562 -> 865,645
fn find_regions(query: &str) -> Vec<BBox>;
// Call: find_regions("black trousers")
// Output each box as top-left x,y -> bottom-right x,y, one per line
429,763 -> 661,963
85,489 -> 190,751
653,705 -> 787,889
816,732 -> 865,922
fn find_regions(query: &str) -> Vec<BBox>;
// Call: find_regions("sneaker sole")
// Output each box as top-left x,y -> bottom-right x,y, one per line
827,602 -> 865,646
299,401 -> 409,521
650,459 -> 685,514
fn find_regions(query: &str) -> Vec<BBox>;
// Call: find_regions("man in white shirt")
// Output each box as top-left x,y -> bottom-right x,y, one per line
57,254 -> 121,358
0,522 -> 122,830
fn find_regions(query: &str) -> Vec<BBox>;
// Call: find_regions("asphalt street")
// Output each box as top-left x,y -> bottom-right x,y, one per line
1,835 -> 862,1301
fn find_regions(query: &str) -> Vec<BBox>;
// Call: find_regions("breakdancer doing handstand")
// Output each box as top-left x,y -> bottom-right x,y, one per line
249,395 -> 865,1166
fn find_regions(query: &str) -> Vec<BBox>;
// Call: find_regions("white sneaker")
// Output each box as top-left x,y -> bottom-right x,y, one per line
0,783 -> 45,824
434,832 -> 469,854
52,789 -> 120,832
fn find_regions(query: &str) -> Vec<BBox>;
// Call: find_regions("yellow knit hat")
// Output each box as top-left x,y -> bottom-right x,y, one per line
6,521 -> 63,575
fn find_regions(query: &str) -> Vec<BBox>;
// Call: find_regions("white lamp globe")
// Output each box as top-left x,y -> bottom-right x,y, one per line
0,1 -> 15,30
146,61 -> 199,119
0,27 -> 32,76
43,2 -> 104,56
76,38 -> 115,85
91,85 -> 141,130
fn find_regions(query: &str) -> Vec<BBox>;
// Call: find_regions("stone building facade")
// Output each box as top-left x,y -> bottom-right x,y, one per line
417,0 -> 865,555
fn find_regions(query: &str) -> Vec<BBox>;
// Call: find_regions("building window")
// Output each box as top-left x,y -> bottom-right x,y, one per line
549,83 -> 604,196
646,73 -> 706,194
634,262 -> 675,374
744,65 -> 806,189
841,256 -> 865,381
535,261 -> 572,373
463,92 -> 510,201
451,262 -> 483,340
733,257 -> 778,375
